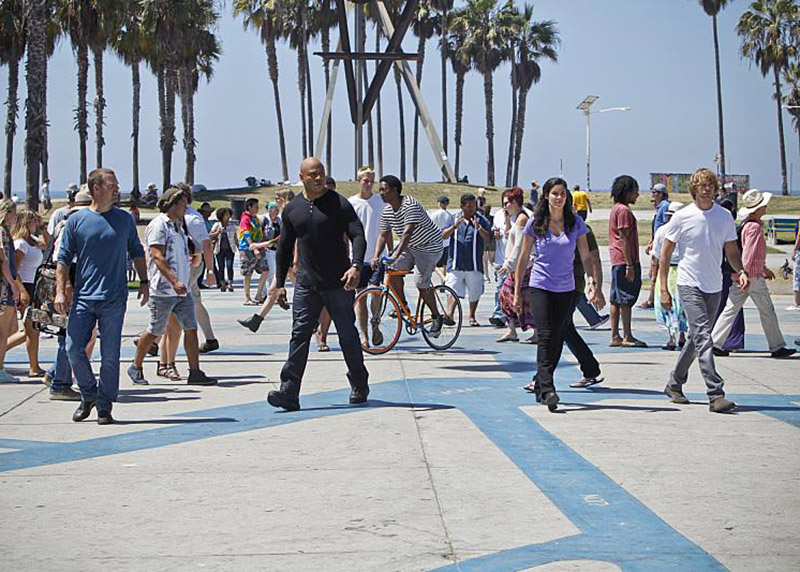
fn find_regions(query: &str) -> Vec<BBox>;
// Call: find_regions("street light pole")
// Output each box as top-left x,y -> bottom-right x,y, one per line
577,97 -> 630,191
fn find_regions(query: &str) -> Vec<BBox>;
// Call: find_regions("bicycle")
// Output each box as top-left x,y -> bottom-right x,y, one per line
354,257 -> 463,354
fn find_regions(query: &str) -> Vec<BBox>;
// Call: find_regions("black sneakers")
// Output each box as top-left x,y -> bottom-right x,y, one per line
771,347 -> 797,359
349,387 -> 370,405
237,314 -> 264,333
187,369 -> 218,386
428,315 -> 444,338
72,400 -> 96,422
199,339 -> 220,353
97,410 -> 115,425
267,390 -> 300,412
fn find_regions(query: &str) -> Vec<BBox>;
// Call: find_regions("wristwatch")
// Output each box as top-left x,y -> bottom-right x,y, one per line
351,263 -> 361,270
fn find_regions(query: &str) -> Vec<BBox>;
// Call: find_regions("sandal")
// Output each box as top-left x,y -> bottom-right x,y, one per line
519,335 -> 538,344
496,334 -> 519,343
661,343 -> 677,351
243,299 -> 259,306
318,342 -> 330,352
523,381 -> 537,393
28,369 -> 46,378
621,339 -> 648,348
469,318 -> 480,327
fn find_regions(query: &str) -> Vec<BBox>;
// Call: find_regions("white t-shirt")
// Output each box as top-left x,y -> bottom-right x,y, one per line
13,238 -> 44,284
492,209 -> 508,266
429,207 -> 454,250
349,193 -> 385,259
47,206 -> 70,234
664,203 -> 736,293
651,220 -> 683,266
145,214 -> 191,297
184,204 -> 210,245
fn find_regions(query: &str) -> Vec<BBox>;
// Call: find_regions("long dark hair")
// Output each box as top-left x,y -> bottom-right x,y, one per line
532,177 -> 576,237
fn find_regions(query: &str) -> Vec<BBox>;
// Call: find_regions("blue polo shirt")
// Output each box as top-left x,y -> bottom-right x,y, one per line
653,200 -> 670,235
447,212 -> 491,273
57,207 -> 145,301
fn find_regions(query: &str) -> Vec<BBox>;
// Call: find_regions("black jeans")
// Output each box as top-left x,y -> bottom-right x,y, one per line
529,288 -> 575,398
280,283 -> 369,398
216,249 -> 235,284
564,293 -> 601,379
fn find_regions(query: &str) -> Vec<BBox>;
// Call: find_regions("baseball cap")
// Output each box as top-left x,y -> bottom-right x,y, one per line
438,195 -> 450,203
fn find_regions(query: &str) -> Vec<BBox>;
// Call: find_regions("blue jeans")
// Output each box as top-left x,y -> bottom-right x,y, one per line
576,293 -> 603,326
50,333 -> 73,393
491,270 -> 506,324
279,284 -> 368,398
66,298 -> 127,412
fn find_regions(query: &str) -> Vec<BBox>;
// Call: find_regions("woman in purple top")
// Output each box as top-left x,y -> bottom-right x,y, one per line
513,178 -> 602,411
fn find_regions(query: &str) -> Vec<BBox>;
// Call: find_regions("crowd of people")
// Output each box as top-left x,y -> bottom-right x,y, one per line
0,161 -> 797,421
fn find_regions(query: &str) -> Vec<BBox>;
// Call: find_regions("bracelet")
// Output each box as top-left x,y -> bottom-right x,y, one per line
139,279 -> 149,284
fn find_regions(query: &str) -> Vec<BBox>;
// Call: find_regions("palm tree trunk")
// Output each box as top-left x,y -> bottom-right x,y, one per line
178,67 -> 192,184
394,65 -> 406,181
24,0 -> 47,211
297,50 -> 308,159
483,71 -> 495,186
304,39 -> 314,157
166,67 -> 177,188
76,41 -> 89,183
440,8 -> 448,156
41,55 -> 49,186
93,46 -> 105,168
774,66 -> 788,195
512,86 -> 529,187
266,30 -> 289,181
454,70 -> 464,180
376,31 -> 383,177
412,35 -> 425,182
321,18 -> 332,173
364,63 -> 374,168
3,58 -> 20,199
505,65 -> 517,187
157,67 -> 167,190
712,15 -> 726,185
131,59 -> 140,193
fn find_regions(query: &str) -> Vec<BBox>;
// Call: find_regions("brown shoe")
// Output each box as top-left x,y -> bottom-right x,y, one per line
50,387 -> 82,401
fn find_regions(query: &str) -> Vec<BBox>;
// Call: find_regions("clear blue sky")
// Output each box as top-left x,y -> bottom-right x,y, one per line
2,0 -> 799,195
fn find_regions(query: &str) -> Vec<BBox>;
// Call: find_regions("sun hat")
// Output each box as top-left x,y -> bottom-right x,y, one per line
438,195 -> 450,204
199,202 -> 213,213
652,183 -> 667,193
157,187 -> 185,212
147,182 -> 157,191
667,201 -> 684,214
73,186 -> 92,205
738,189 -> 772,219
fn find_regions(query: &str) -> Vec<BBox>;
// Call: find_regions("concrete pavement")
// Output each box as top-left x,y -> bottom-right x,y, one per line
0,276 -> 799,571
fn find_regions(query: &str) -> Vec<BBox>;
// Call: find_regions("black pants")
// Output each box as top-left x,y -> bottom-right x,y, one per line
564,293 -> 601,379
529,288 -> 575,398
215,249 -> 235,284
280,284 -> 368,398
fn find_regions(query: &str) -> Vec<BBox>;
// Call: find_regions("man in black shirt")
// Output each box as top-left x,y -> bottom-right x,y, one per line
267,158 -> 369,411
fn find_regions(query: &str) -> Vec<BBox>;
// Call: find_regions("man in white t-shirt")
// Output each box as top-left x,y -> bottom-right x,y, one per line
349,166 -> 386,348
429,195 -> 454,282
127,188 -> 216,386
659,168 -> 749,413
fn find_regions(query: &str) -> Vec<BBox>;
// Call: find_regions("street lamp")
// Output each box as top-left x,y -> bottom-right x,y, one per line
577,96 -> 631,191
783,104 -> 800,109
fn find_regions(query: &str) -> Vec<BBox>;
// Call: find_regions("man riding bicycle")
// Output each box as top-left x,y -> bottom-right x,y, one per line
372,175 -> 445,337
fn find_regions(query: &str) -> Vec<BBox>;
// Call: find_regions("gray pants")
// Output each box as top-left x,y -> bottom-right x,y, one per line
712,276 -> 786,353
668,286 -> 725,400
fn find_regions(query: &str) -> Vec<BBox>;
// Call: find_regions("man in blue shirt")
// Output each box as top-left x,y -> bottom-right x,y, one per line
56,168 -> 148,425
442,193 -> 492,326
641,183 -> 670,309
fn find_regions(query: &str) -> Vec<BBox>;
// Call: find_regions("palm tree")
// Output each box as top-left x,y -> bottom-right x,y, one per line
783,61 -> 800,155
738,0 -> 800,195
281,0 -> 311,158
700,0 -> 732,185
40,5 -> 61,187
431,0 -> 453,157
90,1 -> 119,168
451,0 -> 519,186
112,1 -> 148,193
0,0 -> 26,198
446,28 -> 469,180
24,0 -> 48,211
56,0 -> 102,184
411,0 -> 437,182
511,7 -> 558,186
234,0 -> 290,182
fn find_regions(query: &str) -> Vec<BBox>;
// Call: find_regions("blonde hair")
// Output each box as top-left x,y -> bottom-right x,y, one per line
357,166 -> 375,179
0,199 -> 17,229
688,168 -> 718,199
11,209 -> 37,244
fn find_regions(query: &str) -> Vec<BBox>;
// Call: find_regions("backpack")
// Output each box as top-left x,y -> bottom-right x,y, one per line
28,226 -> 71,334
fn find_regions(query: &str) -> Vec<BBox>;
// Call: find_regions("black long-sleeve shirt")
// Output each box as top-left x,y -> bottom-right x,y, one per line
276,189 -> 366,290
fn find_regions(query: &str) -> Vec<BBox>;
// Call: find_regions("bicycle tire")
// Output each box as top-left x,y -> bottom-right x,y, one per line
420,284 -> 462,350
353,287 -> 402,355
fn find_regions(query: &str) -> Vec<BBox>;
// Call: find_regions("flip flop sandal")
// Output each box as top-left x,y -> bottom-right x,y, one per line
469,319 -> 480,327
318,343 -> 330,352
621,340 -> 648,348
243,300 -> 259,306
661,344 -> 677,351
523,381 -> 537,393
496,336 -> 519,343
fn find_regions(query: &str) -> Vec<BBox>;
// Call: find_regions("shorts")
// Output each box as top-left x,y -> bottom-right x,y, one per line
436,249 -> 449,268
24,282 -> 35,299
446,270 -> 485,302
190,263 -> 203,300
240,249 -> 269,277
357,262 -> 385,289
393,248 -> 442,289
147,295 -> 197,336
610,263 -> 642,307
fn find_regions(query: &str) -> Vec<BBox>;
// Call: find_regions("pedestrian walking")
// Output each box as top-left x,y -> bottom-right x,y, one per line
659,168 -> 748,413
711,189 -> 796,359
267,158 -> 369,412
608,175 -> 647,348
572,185 -> 592,221
640,183 -> 670,309
513,178 -> 601,411
210,207 -> 237,292
55,168 -> 148,424
429,195 -> 454,283
239,198 -> 270,305
651,201 -> 687,350
790,230 -> 800,311
0,200 -> 22,383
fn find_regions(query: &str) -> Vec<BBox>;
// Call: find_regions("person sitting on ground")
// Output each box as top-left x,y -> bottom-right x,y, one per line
442,193 -> 492,327
711,189 -> 796,359
127,187 -> 217,386
372,175 -> 445,336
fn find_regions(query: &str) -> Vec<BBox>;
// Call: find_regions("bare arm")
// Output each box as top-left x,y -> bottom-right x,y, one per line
577,235 -> 602,307
392,222 -> 417,258
149,245 -> 186,296
658,239 -> 676,310
513,234 -> 535,310
54,262 -> 72,315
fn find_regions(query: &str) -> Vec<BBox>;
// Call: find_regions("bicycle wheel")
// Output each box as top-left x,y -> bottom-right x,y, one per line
353,287 -> 402,355
420,284 -> 462,350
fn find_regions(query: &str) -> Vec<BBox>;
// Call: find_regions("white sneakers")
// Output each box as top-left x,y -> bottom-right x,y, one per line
0,369 -> 20,383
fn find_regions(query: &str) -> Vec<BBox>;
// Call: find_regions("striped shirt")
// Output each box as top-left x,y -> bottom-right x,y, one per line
379,196 -> 443,254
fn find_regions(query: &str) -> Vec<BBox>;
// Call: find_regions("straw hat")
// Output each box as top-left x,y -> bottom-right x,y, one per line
737,189 -> 772,219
